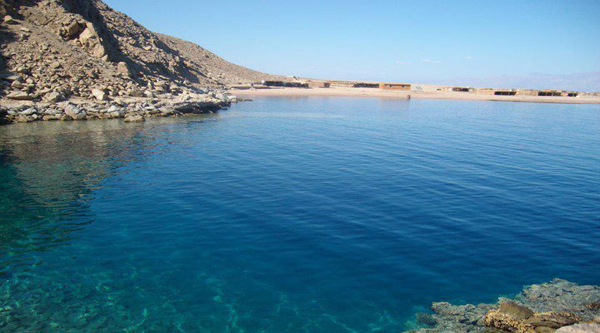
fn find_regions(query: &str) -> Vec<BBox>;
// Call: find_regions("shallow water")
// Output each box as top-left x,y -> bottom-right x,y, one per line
1,97 -> 599,332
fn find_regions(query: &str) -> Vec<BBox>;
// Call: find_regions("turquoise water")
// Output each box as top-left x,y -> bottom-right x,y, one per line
1,97 -> 599,332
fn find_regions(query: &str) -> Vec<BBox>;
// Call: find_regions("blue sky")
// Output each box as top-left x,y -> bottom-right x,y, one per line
105,0 -> 600,89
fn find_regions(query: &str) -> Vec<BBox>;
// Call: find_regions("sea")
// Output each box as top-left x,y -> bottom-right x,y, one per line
1,96 -> 599,332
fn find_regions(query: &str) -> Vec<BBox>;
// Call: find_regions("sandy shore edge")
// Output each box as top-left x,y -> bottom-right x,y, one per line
232,87 -> 600,104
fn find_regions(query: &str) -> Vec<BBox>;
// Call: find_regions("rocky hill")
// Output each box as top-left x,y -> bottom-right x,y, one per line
0,0 -> 282,104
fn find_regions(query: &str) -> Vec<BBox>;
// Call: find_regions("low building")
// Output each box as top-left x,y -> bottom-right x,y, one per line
516,89 -> 538,96
379,83 -> 411,90
449,87 -> 475,93
494,90 -> 517,96
329,80 -> 355,88
476,88 -> 517,96
353,82 -> 380,88
262,81 -> 308,88
538,90 -> 563,97
307,81 -> 331,88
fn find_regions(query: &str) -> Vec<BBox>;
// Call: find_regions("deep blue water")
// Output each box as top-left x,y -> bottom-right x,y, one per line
1,97 -> 599,332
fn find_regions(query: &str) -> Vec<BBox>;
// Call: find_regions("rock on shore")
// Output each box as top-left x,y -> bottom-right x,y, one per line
410,279 -> 600,333
0,90 -> 237,124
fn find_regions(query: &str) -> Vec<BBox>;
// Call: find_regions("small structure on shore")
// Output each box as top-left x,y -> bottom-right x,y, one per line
353,82 -> 380,88
307,81 -> 331,88
442,87 -> 475,93
380,83 -> 412,90
538,90 -> 563,97
262,81 -> 308,88
477,88 -> 517,96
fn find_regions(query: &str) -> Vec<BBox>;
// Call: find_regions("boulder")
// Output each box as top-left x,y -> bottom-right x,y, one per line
116,62 -> 129,76
10,80 -> 23,89
484,307 -> 581,333
129,89 -> 145,97
92,89 -> 107,101
19,108 -> 36,116
64,104 -> 85,119
62,20 -> 84,40
124,114 -> 144,122
498,303 -> 535,320
0,73 -> 21,82
6,91 -> 33,100
44,91 -> 63,103
3,15 -> 14,24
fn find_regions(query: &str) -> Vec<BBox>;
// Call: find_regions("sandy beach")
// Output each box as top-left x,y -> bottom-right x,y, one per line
232,87 -> 600,104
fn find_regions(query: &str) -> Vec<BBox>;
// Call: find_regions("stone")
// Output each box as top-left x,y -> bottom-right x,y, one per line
64,21 -> 83,39
16,115 -> 34,123
91,42 -> 107,58
44,108 -> 61,115
49,62 -> 62,70
556,323 -> 600,333
20,108 -> 36,116
91,89 -> 107,101
6,91 -> 33,100
116,62 -> 129,75
42,115 -> 57,121
64,104 -> 83,118
129,89 -> 145,97
124,114 -> 144,122
0,73 -> 21,82
498,302 -> 535,320
3,15 -> 14,24
78,25 -> 96,44
44,91 -> 63,103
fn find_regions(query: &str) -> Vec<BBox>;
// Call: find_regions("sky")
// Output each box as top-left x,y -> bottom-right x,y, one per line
104,0 -> 600,90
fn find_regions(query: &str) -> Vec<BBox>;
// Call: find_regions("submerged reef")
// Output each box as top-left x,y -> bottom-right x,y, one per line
410,279 -> 600,333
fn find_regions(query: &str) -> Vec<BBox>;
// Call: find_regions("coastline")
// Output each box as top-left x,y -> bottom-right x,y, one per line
231,87 -> 600,104
0,92 -> 235,125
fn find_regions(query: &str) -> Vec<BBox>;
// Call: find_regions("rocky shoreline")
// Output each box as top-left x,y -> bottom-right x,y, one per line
0,89 -> 238,125
409,279 -> 600,333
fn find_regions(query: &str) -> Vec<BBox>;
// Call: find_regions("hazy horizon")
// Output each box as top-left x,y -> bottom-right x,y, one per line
105,0 -> 600,91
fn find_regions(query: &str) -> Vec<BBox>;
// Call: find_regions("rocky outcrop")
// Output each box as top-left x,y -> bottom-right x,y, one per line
410,279 -> 600,333
484,304 -> 581,332
0,90 -> 237,124
0,0 -> 281,117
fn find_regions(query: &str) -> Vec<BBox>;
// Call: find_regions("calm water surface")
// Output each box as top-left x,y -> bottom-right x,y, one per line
1,97 -> 599,332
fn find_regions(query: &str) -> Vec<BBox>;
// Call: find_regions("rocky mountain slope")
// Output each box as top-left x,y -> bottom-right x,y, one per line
0,0 -> 282,103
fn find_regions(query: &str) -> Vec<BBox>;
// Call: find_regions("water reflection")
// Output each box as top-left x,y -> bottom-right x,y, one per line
0,117 -> 211,272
